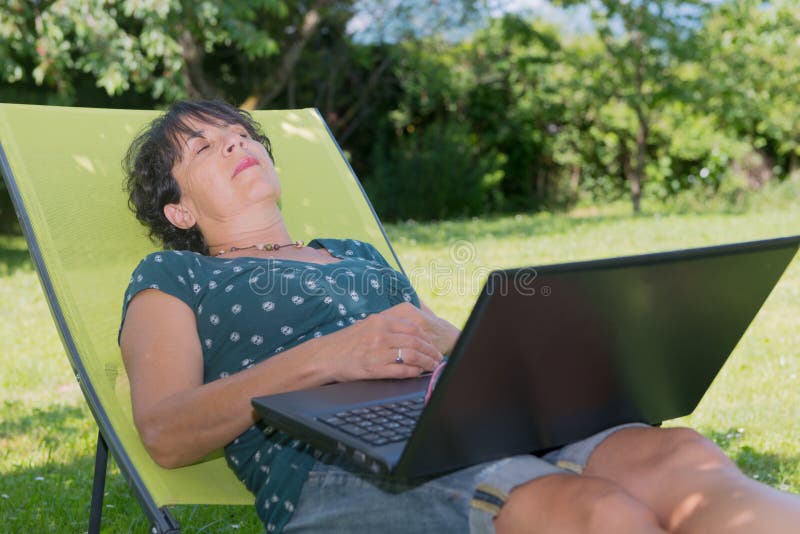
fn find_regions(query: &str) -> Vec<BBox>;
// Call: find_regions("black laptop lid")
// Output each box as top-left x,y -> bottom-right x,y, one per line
398,236 -> 799,476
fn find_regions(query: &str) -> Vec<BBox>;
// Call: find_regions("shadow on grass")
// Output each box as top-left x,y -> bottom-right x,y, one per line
705,428 -> 800,489
1,400 -> 259,530
0,235 -> 32,277
1,453 -> 260,533
386,212 -> 636,246
0,450 -> 98,531
0,402 -> 87,441
385,208 -> 747,247
0,396 -> 259,531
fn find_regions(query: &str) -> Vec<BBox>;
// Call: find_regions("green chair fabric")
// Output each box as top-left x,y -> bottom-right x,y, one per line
0,103 -> 401,531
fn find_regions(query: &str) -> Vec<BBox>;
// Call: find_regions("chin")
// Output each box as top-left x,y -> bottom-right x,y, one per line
244,178 -> 280,205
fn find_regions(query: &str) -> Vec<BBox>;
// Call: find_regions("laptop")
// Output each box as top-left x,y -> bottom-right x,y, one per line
252,235 -> 800,479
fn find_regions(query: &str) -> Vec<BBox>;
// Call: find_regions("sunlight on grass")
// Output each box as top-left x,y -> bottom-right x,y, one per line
389,207 -> 800,327
1,204 -> 798,530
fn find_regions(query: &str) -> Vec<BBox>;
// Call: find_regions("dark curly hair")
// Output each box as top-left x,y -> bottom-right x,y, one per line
123,100 -> 273,254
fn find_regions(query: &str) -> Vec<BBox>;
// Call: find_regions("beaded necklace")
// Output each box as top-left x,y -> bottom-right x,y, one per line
213,240 -> 304,257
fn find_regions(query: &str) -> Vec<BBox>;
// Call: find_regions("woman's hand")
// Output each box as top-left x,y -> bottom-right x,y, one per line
322,303 -> 445,382
381,301 -> 460,355
322,302 -> 459,383
418,300 -> 461,355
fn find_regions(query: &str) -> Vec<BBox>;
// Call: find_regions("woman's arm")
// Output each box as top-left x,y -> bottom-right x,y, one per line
120,290 -> 443,468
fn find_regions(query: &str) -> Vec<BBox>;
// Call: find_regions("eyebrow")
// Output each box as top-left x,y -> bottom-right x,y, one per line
179,122 -> 246,154
186,129 -> 207,143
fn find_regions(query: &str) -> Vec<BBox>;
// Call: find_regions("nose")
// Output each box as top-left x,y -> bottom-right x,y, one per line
223,131 -> 244,155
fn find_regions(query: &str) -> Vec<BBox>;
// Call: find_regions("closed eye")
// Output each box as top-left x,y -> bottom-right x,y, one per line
196,144 -> 209,154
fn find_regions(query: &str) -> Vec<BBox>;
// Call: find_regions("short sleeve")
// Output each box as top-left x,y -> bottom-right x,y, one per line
315,238 -> 396,269
359,241 -> 397,270
339,239 -> 420,308
119,251 -> 203,341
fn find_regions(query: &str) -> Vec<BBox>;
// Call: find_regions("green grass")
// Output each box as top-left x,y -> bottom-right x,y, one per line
1,202 -> 799,532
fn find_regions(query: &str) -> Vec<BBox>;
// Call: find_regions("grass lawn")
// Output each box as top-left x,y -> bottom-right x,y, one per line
1,203 -> 798,532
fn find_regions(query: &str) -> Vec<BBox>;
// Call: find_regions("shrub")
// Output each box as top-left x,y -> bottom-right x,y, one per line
365,119 -> 503,221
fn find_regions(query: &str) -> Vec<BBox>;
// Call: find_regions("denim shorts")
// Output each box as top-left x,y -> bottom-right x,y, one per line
282,422 -> 647,533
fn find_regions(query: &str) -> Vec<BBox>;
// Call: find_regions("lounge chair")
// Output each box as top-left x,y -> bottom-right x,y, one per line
0,103 -> 403,533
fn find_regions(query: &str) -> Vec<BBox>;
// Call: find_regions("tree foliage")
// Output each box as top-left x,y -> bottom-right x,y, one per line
1,0 -> 340,104
701,0 -> 800,173
552,0 -> 709,211
1,0 -> 799,224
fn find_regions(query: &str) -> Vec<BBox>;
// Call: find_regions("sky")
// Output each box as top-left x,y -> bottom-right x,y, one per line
346,0 -> 595,43
492,0 -> 594,34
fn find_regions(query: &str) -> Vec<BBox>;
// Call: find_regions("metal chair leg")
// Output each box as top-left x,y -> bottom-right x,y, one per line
88,430 -> 108,534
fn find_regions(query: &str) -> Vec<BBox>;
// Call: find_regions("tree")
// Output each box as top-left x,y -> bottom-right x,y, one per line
700,0 -> 800,178
463,15 -> 564,210
368,15 -> 567,216
0,0 -> 344,104
554,0 -> 707,212
0,1 -> 492,104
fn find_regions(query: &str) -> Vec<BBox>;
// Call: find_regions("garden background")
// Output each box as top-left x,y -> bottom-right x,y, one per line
1,0 -> 799,531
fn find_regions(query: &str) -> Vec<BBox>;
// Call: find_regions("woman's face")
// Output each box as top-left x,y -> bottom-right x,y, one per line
166,117 -> 279,231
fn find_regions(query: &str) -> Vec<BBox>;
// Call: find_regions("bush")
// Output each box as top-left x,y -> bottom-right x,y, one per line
0,183 -> 21,234
365,119 -> 503,221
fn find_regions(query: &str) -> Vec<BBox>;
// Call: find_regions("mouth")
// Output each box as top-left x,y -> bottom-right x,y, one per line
233,156 -> 259,177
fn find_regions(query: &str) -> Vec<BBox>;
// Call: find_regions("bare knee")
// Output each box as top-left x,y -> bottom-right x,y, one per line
653,428 -> 735,475
576,478 -> 664,533
495,474 -> 663,534
591,426 -> 737,485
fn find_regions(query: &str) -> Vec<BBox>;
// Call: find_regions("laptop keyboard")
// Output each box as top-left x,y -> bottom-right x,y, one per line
318,397 -> 425,446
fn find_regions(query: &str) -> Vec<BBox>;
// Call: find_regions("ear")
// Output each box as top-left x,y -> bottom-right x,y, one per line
163,202 -> 197,230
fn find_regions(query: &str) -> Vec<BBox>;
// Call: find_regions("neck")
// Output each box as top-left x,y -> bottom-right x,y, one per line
204,207 -> 293,256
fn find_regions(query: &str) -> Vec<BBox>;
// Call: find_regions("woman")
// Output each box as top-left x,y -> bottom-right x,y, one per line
120,100 -> 800,533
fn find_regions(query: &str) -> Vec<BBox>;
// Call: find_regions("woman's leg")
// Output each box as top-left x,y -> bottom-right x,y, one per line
494,472 -> 667,534
493,424 -> 667,533
584,426 -> 800,533
285,448 -> 663,534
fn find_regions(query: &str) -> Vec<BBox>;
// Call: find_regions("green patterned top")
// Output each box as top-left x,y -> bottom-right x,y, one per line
121,238 -> 420,531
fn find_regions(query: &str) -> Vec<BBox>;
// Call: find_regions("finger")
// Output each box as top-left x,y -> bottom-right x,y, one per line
379,363 -> 426,380
383,314 -> 427,338
383,302 -> 426,326
364,311 -> 427,344
390,345 -> 441,373
384,333 -> 442,364
418,299 -> 435,315
398,349 -> 440,372
388,303 -> 442,342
